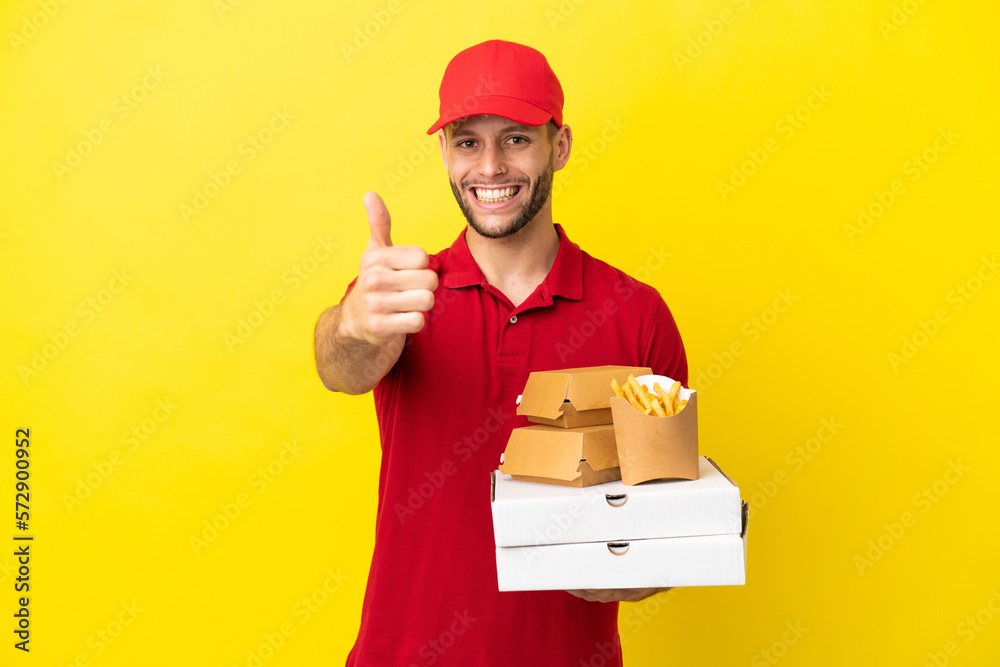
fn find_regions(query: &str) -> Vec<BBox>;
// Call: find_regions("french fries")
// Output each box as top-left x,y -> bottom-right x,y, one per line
621,379 -> 638,405
613,375 -> 687,416
611,378 -> 625,399
666,380 -> 681,408
642,385 -> 667,417
652,383 -> 671,413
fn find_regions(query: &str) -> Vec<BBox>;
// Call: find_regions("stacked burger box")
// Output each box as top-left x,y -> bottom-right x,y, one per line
491,365 -> 748,591
499,366 -> 649,487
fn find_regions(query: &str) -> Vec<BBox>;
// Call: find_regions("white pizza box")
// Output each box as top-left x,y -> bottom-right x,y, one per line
495,505 -> 748,591
491,457 -> 743,548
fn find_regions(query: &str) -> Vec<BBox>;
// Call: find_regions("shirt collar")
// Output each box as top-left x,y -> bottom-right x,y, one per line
440,223 -> 583,301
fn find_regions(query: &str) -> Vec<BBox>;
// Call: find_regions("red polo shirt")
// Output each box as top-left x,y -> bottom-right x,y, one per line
344,224 -> 687,667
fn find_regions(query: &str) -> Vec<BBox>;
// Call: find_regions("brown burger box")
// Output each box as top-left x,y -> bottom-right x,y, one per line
516,365 -> 652,428
498,424 -> 620,487
610,374 -> 699,485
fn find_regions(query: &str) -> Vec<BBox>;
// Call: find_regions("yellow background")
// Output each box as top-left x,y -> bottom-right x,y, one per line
3,0 -> 999,665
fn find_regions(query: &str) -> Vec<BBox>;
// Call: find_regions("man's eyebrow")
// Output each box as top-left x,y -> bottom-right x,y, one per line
450,126 -> 477,139
450,123 -> 534,140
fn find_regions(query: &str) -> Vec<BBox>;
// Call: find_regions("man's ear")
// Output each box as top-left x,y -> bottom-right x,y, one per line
552,124 -> 572,172
438,130 -> 448,169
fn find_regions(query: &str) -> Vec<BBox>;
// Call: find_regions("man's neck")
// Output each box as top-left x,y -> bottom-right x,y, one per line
465,215 -> 560,308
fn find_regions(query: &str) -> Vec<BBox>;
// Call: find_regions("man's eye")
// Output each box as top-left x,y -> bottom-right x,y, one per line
458,140 -> 475,148
508,136 -> 526,144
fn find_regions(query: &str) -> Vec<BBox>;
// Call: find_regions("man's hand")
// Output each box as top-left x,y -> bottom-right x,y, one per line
565,588 -> 671,603
338,191 -> 439,346
313,191 -> 438,394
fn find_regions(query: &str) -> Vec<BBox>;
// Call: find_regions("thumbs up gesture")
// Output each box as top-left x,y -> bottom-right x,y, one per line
340,192 -> 439,346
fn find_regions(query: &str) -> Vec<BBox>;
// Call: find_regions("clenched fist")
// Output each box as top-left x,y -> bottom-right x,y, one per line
338,192 -> 439,346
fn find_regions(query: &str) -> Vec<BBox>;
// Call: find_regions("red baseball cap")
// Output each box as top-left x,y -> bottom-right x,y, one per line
427,39 -> 564,135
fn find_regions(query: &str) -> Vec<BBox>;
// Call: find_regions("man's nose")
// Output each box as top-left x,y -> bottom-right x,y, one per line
477,142 -> 506,177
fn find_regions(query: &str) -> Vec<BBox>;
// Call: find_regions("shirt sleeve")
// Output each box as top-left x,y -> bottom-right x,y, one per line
641,295 -> 689,387
341,276 -> 358,302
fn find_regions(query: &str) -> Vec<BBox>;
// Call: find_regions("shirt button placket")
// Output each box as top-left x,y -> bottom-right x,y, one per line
498,312 -> 527,360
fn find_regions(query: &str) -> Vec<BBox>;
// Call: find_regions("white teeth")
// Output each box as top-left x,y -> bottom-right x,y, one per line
474,186 -> 519,203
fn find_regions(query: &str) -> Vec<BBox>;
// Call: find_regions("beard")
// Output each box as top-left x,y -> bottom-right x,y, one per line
449,162 -> 554,240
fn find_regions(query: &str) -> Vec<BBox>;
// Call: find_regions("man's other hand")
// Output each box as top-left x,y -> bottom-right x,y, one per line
565,588 -> 671,603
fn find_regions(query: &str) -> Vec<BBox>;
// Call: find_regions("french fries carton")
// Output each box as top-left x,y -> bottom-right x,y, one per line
498,424 -> 620,487
610,374 -> 699,485
516,365 -> 652,428
490,457 -> 748,591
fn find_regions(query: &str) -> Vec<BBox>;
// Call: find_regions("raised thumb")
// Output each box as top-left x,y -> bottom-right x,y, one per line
364,191 -> 392,249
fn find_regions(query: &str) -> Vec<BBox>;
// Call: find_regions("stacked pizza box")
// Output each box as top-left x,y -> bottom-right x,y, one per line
492,365 -> 747,591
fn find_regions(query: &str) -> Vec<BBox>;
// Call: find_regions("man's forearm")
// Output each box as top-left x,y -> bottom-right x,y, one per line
314,304 -> 405,394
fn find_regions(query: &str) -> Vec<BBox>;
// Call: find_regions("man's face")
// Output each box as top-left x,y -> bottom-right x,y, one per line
441,115 -> 557,240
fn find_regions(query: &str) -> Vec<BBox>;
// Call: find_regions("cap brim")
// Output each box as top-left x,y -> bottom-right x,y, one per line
427,96 -> 552,135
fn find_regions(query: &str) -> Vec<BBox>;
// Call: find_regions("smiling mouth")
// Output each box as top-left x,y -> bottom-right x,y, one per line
472,185 -> 521,203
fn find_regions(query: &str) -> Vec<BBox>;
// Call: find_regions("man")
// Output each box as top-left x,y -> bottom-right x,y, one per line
315,39 -> 687,666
